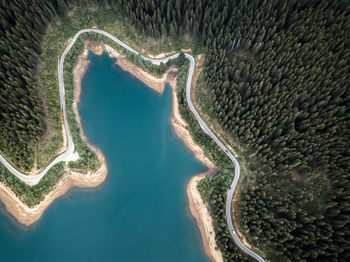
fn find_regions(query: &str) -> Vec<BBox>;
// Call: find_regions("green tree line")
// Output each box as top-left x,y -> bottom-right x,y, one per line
0,0 -> 349,261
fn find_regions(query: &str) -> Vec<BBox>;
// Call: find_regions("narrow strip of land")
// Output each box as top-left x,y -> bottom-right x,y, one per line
0,29 -> 264,261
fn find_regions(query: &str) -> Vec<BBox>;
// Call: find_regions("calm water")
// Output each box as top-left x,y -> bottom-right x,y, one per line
0,52 -> 209,262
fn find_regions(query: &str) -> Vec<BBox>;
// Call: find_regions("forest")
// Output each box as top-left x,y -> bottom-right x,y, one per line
0,0 -> 349,261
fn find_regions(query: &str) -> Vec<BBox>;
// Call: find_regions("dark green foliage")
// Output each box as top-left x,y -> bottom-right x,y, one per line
196,1 -> 350,261
1,0 -> 349,261
167,51 -> 186,67
177,64 -> 250,261
110,0 -> 350,260
126,52 -> 168,77
0,0 -> 69,170
199,174 -> 252,262
62,37 -> 100,172
0,163 -> 64,207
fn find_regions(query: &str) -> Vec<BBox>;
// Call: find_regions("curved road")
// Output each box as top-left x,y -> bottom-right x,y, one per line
0,29 -> 264,261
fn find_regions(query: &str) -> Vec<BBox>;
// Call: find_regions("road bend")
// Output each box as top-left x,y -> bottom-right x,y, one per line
0,29 -> 264,261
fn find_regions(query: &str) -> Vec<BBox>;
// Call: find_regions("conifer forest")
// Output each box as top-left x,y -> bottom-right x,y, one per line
0,0 -> 349,261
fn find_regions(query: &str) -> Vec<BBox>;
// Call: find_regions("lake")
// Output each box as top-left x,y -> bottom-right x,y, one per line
0,52 -> 209,262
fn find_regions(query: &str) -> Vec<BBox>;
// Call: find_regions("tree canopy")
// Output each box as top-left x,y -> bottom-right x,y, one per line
0,0 -> 349,260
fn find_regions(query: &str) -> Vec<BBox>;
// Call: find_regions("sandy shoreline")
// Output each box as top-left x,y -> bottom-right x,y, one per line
0,162 -> 107,226
0,45 -> 108,227
0,42 -> 222,262
103,44 -> 222,262
187,174 -> 223,262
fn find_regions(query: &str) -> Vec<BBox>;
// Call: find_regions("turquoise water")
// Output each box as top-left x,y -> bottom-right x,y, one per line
0,52 -> 209,262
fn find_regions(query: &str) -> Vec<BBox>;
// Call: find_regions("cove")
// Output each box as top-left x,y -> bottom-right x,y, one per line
0,52 -> 209,262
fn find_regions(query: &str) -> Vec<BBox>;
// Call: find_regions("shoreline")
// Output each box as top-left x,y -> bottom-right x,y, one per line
187,174 -> 223,262
103,44 -> 222,262
0,42 -> 223,262
0,161 -> 107,227
0,46 -> 108,227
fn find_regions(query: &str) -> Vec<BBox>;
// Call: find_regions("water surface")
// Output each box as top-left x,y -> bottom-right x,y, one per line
0,52 -> 209,262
